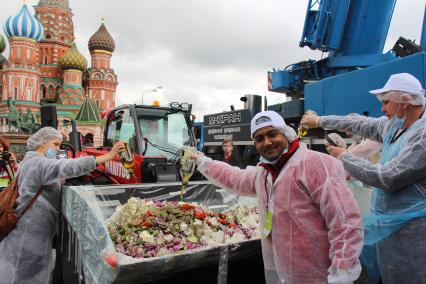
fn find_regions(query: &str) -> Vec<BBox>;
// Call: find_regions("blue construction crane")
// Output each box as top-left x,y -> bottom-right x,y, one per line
268,0 -> 425,118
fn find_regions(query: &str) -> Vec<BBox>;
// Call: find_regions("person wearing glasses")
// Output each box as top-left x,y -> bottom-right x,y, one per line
190,110 -> 363,284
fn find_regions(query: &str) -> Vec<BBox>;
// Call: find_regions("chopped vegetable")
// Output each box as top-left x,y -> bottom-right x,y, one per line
106,198 -> 259,258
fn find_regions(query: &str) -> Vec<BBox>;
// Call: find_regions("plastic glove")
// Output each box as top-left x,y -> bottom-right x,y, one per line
300,112 -> 321,128
328,264 -> 361,284
188,150 -> 205,166
325,145 -> 347,159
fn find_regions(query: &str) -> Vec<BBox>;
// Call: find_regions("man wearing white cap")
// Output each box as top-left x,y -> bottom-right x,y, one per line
191,110 -> 363,284
301,72 -> 426,283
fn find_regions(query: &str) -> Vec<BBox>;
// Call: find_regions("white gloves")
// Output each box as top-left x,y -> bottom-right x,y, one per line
300,112 -> 321,128
188,150 -> 206,166
328,264 -> 362,284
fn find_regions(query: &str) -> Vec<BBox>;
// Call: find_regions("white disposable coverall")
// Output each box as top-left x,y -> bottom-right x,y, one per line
0,152 -> 96,284
320,113 -> 426,283
198,143 -> 363,284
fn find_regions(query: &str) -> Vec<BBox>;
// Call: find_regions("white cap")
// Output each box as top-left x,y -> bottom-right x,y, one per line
369,73 -> 425,105
250,111 -> 297,142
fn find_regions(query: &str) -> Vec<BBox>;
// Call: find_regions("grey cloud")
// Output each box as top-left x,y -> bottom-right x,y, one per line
1,0 -> 424,120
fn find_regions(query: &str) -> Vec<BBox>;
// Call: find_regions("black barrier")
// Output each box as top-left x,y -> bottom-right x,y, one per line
40,104 -> 58,129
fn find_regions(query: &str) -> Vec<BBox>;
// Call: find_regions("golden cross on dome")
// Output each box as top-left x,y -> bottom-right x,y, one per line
101,0 -> 106,23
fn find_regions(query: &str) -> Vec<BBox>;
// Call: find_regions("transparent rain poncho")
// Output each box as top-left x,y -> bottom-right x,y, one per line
320,113 -> 426,283
325,133 -> 347,148
347,139 -> 382,163
344,136 -> 382,217
197,143 -> 363,284
0,149 -> 97,283
346,139 -> 382,216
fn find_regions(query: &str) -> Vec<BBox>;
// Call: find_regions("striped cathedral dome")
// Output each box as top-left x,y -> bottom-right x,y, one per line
60,43 -> 88,71
88,22 -> 115,53
3,4 -> 44,41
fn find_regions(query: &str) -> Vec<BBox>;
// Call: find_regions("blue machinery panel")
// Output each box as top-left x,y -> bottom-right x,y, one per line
300,0 -> 396,56
268,0 -> 426,120
305,52 -> 426,117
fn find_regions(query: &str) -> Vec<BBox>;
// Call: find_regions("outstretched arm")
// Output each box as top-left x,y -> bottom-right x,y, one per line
194,153 -> 258,196
40,142 -> 125,185
95,142 -> 125,165
301,112 -> 389,143
341,128 -> 426,191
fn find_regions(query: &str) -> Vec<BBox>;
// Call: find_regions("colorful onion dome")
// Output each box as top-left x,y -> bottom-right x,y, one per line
3,4 -> 44,41
60,43 -> 87,71
88,22 -> 115,53
0,33 -> 6,53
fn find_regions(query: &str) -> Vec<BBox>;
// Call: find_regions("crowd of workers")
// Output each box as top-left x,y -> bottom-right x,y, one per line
0,72 -> 425,284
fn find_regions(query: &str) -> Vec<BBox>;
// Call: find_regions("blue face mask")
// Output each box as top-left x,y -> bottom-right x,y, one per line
259,155 -> 280,165
259,147 -> 288,165
389,103 -> 407,129
45,147 -> 57,159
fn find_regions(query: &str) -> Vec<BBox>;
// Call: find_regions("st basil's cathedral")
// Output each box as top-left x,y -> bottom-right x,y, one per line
0,0 -> 118,151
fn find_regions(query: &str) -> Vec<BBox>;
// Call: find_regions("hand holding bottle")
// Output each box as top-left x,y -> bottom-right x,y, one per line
298,110 -> 319,137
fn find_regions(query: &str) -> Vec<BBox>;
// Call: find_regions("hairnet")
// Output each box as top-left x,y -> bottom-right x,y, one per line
374,91 -> 425,106
370,73 -> 425,105
326,133 -> 347,148
250,111 -> 297,142
27,127 -> 63,151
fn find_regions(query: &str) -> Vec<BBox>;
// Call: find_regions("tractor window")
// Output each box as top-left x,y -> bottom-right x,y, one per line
105,108 -> 137,153
137,109 -> 192,159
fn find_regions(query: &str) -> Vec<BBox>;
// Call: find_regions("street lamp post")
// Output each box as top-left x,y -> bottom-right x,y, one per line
141,86 -> 162,105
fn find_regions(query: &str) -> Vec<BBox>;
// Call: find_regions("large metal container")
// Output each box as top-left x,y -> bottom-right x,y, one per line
59,182 -> 263,284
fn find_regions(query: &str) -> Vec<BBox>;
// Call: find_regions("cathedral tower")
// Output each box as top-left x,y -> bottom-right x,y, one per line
86,19 -> 118,111
59,42 -> 87,105
2,4 -> 43,105
34,0 -> 74,103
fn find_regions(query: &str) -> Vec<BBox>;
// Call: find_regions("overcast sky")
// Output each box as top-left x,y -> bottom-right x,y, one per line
1,0 -> 424,121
